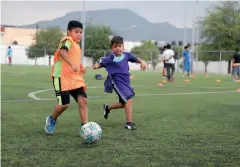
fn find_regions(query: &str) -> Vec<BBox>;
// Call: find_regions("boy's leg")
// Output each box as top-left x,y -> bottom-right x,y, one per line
108,103 -> 125,110
124,99 -> 132,123
232,66 -> 238,80
103,101 -> 125,119
45,77 -> 70,134
8,57 -> 11,65
188,63 -> 191,76
170,64 -> 175,78
51,102 -> 69,120
103,85 -> 127,119
165,64 -> 171,81
124,98 -> 137,130
162,62 -> 166,76
238,66 -> 240,79
70,87 -> 88,125
107,85 -> 136,129
105,100 -> 132,122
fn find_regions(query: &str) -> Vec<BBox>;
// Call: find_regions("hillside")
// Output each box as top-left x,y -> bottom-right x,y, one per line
21,8 -> 193,42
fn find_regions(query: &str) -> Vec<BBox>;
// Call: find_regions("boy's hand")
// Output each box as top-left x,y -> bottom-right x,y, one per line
80,64 -> 86,74
140,62 -> 147,70
93,64 -> 100,70
71,64 -> 78,72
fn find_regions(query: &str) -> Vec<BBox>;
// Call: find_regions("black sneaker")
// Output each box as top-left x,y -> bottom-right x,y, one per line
124,122 -> 137,130
103,104 -> 110,119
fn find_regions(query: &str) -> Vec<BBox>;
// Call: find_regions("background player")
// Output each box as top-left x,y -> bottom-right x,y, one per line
161,45 -> 167,77
182,45 -> 192,77
162,44 -> 175,82
232,47 -> 240,81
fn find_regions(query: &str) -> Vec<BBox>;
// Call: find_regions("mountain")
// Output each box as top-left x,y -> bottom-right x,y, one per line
21,8 -> 193,42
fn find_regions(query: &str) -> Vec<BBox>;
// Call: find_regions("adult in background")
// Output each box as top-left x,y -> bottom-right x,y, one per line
162,44 -> 175,82
161,45 -> 167,77
182,45 -> 192,77
232,47 -> 240,81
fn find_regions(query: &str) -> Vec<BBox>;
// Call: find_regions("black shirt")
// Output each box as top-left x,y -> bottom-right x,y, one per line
233,52 -> 240,63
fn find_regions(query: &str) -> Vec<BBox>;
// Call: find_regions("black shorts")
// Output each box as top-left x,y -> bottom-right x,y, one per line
52,77 -> 87,105
163,62 -> 166,68
165,63 -> 175,70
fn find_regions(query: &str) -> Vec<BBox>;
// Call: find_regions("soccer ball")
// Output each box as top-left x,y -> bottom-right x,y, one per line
79,122 -> 102,144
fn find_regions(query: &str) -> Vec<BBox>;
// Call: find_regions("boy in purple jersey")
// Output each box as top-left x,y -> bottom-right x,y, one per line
93,36 -> 146,130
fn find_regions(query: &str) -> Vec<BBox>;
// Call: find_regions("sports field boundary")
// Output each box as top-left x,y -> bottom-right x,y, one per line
1,89 -> 238,103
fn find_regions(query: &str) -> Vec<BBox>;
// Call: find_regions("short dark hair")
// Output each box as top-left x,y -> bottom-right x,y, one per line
184,46 -> 189,49
166,44 -> 171,49
67,20 -> 83,31
111,36 -> 123,47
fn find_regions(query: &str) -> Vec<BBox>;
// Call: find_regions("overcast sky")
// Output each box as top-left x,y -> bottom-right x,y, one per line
1,1 -> 218,28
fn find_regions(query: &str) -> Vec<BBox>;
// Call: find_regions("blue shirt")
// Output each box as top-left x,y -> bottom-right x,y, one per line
183,50 -> 190,63
7,48 -> 12,57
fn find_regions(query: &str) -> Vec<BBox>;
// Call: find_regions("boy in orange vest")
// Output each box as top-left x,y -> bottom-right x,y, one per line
45,20 -> 88,134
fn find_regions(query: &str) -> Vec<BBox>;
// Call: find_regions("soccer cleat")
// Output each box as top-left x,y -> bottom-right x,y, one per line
45,116 -> 56,134
103,104 -> 110,119
124,122 -> 137,130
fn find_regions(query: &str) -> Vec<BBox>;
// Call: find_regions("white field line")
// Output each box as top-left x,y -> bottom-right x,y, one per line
1,90 -> 238,103
27,85 -> 237,101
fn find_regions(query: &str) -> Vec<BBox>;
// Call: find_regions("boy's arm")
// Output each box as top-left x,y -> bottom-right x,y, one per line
93,63 -> 102,69
59,39 -> 73,67
59,39 -> 78,72
59,49 -> 73,67
93,57 -> 106,69
128,53 -> 146,70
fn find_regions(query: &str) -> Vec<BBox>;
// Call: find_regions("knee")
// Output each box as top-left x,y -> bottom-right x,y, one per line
58,104 -> 68,110
78,96 -> 88,107
126,99 -> 133,105
121,103 -> 126,108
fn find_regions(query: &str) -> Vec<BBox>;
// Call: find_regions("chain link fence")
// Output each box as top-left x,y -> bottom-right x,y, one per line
0,45 -> 235,75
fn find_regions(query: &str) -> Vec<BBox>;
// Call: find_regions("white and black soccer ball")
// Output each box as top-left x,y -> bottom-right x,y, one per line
79,122 -> 102,144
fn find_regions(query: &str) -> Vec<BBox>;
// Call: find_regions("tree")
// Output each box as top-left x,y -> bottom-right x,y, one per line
198,44 -> 220,73
172,45 -> 183,60
84,25 -> 112,63
26,27 -> 64,66
199,1 -> 240,72
26,44 -> 45,66
131,41 -> 160,70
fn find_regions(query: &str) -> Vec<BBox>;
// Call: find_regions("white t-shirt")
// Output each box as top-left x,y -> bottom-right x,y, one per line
162,49 -> 175,64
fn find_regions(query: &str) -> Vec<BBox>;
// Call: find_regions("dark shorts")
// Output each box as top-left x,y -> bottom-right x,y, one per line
232,65 -> 240,75
112,84 -> 134,104
52,77 -> 87,105
163,62 -> 166,68
165,63 -> 175,69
